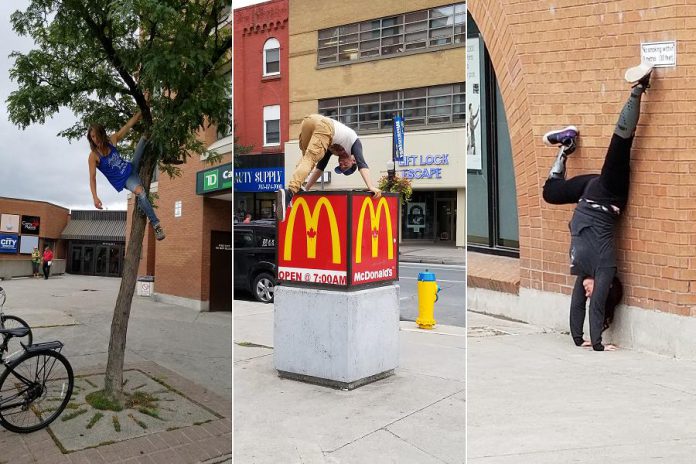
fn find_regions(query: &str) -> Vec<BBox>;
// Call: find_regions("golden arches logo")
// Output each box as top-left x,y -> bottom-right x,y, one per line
283,197 -> 342,264
355,197 -> 394,264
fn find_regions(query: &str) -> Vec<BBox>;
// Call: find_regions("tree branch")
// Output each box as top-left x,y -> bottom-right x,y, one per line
67,1 -> 151,123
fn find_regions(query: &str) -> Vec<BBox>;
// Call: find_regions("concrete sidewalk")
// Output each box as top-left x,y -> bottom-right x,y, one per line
234,299 -> 465,463
399,245 -> 466,266
0,275 -> 232,463
468,310 -> 696,463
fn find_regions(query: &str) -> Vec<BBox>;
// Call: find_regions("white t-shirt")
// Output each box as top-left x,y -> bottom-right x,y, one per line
330,118 -> 358,154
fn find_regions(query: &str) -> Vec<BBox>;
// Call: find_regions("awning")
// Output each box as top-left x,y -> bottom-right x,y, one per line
61,219 -> 125,242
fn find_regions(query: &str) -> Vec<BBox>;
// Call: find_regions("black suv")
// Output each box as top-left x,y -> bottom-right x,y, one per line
234,220 -> 276,303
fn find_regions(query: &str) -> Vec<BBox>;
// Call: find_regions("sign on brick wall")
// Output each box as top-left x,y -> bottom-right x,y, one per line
641,41 -> 677,67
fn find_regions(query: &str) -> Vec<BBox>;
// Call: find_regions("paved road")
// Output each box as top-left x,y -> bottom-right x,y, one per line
398,262 -> 466,327
234,262 -> 466,328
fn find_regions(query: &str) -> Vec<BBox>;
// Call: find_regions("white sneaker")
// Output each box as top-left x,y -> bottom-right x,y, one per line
625,63 -> 653,86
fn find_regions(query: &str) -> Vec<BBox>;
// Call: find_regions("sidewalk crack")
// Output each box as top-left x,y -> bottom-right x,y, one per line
385,428 -> 451,463
327,389 -> 464,455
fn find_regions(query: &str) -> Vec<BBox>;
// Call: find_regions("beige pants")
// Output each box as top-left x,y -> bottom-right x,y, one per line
289,114 -> 334,193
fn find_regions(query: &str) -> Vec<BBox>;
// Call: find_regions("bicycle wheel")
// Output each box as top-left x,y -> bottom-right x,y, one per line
1,315 -> 33,355
0,349 -> 73,433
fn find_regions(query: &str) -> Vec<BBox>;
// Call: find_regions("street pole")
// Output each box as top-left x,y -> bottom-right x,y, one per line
389,115 -> 396,182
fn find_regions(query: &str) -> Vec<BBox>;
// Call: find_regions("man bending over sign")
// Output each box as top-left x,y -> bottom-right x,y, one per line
275,114 -> 381,222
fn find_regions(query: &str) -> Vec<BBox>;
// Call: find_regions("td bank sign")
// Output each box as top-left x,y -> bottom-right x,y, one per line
196,163 -> 233,194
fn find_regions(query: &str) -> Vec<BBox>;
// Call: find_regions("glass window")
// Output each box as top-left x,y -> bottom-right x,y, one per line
263,105 -> 280,146
319,83 -> 464,131
263,38 -> 280,76
316,3 -> 464,66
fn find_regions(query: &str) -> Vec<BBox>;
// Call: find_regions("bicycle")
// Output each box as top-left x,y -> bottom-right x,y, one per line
0,288 -> 74,433
0,286 -> 32,354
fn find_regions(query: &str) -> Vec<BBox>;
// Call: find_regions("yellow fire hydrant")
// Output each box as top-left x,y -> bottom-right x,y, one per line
416,270 -> 440,329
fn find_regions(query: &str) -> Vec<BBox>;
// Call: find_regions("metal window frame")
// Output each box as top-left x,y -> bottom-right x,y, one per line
316,2 -> 464,66
318,83 -> 464,133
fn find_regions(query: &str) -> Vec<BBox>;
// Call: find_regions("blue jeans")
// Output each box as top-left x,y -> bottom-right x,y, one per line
125,137 -> 160,227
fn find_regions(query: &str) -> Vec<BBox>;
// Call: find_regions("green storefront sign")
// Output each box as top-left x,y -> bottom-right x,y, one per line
196,163 -> 233,194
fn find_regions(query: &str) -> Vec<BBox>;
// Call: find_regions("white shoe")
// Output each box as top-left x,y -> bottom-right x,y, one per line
625,63 -> 653,85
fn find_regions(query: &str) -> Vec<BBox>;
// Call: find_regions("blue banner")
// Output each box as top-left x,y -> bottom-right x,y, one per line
0,234 -> 18,254
234,168 -> 285,193
393,115 -> 405,161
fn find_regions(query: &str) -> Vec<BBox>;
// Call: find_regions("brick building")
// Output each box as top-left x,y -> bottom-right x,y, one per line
285,0 -> 466,247
128,122 -> 232,311
233,0 -> 288,221
0,197 -> 69,265
467,1 -> 696,357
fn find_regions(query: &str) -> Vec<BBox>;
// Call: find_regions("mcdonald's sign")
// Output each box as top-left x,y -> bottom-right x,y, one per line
351,194 -> 399,285
277,192 -> 349,286
277,191 -> 399,288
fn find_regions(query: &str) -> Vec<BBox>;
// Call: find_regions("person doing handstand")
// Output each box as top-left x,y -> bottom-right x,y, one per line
542,63 -> 653,351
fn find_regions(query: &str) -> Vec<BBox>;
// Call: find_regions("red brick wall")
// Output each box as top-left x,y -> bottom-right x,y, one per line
0,197 -> 70,260
234,0 -> 289,152
469,1 -> 696,315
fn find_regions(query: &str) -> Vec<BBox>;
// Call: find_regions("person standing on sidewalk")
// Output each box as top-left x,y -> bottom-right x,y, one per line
275,114 -> 381,221
31,246 -> 41,278
42,245 -> 53,280
542,63 -> 653,352
87,111 -> 166,240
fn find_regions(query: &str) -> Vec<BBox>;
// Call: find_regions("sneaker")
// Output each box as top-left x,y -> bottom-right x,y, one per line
625,63 -> 653,88
543,126 -> 579,147
275,188 -> 294,222
154,224 -> 166,241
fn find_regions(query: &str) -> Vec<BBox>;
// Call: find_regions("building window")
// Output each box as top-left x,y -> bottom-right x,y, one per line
263,105 -> 280,146
318,83 -> 464,132
263,38 -> 280,76
317,3 -> 465,65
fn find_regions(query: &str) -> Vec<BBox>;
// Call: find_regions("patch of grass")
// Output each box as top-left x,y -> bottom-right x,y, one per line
138,408 -> 164,420
128,413 -> 148,429
61,408 -> 88,422
86,412 -> 104,429
112,415 -> 121,432
83,378 -> 98,388
85,391 -> 123,411
66,402 -> 80,410
125,391 -> 158,410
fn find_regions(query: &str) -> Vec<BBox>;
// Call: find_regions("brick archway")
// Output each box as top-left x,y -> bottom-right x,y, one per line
468,2 -> 540,291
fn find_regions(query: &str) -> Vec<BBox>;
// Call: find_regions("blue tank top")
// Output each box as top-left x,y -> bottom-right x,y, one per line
96,145 -> 132,192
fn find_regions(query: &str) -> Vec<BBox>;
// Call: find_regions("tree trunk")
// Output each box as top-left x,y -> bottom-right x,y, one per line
103,145 -> 155,402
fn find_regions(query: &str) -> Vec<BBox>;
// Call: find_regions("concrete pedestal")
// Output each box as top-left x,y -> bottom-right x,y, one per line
274,284 -> 400,390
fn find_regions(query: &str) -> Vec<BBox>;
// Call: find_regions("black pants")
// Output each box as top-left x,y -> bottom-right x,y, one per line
42,262 -> 51,280
570,266 -> 616,349
31,262 -> 39,275
543,134 -> 634,207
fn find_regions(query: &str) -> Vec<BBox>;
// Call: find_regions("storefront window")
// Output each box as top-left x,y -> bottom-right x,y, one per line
401,190 -> 457,243
467,15 -> 519,254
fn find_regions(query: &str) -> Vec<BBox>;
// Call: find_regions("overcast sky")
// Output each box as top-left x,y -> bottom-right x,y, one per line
0,2 -> 127,211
